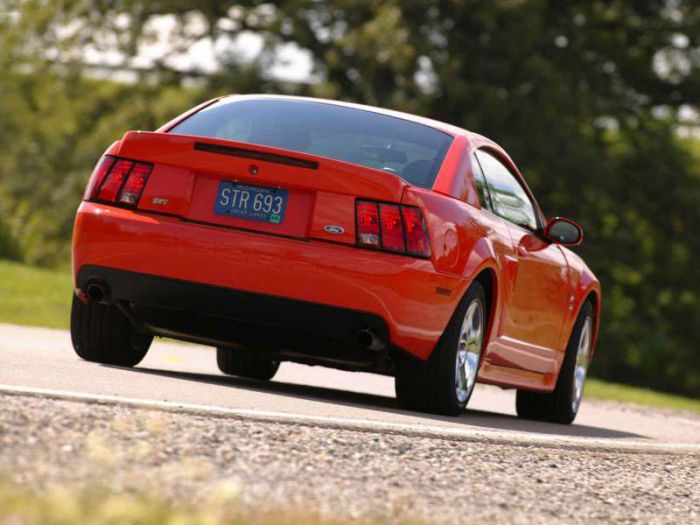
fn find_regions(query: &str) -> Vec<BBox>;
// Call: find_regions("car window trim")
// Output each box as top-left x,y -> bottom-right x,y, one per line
475,147 -> 544,232
471,152 -> 495,212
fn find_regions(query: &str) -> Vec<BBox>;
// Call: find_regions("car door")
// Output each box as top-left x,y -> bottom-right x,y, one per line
474,149 -> 570,369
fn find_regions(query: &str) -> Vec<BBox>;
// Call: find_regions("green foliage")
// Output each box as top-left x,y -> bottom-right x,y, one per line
0,71 -> 205,264
0,0 -> 698,395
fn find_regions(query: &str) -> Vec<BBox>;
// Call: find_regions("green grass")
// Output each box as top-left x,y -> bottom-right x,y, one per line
585,378 -> 700,413
0,258 -> 698,414
0,259 -> 72,329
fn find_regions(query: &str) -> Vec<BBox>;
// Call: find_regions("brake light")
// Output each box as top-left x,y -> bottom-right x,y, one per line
380,204 -> 406,252
118,163 -> 151,205
356,201 -> 380,249
84,155 -> 115,200
97,159 -> 132,202
402,206 -> 431,257
88,155 -> 152,207
356,200 -> 431,258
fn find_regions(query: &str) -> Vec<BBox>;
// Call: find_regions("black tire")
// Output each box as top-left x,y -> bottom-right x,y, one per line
216,347 -> 280,381
395,281 -> 488,416
70,294 -> 152,367
516,301 -> 594,424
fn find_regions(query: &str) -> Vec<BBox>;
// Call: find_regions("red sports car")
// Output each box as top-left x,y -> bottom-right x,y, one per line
71,95 -> 601,423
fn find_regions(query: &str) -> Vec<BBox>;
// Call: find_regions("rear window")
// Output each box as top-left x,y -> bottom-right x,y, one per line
169,98 -> 453,188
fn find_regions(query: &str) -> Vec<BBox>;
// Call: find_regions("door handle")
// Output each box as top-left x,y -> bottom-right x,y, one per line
517,245 -> 529,257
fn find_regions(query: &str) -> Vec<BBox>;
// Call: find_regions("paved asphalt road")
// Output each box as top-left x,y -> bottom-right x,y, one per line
2,323 -> 699,450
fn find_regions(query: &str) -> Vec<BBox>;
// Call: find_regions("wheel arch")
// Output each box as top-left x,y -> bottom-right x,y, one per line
580,288 -> 601,358
561,282 -> 601,367
472,267 -> 498,346
459,237 -> 501,349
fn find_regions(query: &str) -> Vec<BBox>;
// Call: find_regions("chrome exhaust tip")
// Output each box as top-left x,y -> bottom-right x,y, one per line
86,282 -> 108,303
355,329 -> 386,352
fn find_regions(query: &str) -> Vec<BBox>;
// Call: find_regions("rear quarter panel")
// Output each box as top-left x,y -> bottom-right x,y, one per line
404,136 -> 515,331
401,184 -> 512,350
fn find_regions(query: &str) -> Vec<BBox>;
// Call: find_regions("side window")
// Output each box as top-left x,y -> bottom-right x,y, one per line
475,150 -> 538,230
471,154 -> 493,211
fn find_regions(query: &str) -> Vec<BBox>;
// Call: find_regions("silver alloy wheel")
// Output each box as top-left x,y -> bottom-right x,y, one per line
572,316 -> 593,413
455,298 -> 484,404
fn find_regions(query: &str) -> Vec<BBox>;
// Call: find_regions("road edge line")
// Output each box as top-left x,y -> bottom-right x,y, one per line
1,383 -> 698,455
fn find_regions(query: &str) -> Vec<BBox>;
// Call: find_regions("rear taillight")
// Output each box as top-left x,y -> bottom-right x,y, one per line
356,200 -> 431,258
118,163 -> 151,205
380,204 -> 406,253
356,201 -> 380,249
97,159 -> 132,202
401,206 -> 431,257
87,155 -> 152,207
83,155 -> 115,200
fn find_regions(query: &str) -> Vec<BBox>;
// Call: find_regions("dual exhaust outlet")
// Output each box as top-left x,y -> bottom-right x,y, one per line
85,282 -> 108,303
355,328 -> 385,352
84,281 -> 386,353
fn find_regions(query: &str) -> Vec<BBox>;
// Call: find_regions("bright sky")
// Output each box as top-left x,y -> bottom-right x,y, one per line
79,13 -> 314,82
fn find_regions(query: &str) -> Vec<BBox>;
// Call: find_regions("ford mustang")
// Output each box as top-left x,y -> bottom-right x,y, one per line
71,95 -> 601,423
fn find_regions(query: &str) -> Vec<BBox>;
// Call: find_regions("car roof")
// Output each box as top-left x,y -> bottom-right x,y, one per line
221,93 -> 475,139
215,93 -> 515,173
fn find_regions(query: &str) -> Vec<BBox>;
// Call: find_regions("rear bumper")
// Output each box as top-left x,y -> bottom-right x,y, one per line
73,202 -> 468,360
77,265 -> 392,370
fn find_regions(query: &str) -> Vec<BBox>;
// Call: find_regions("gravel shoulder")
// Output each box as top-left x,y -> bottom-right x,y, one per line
2,393 -> 698,524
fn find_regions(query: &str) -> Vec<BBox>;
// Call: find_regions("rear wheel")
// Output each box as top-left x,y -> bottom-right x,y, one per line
516,301 -> 594,424
216,348 -> 280,381
395,281 -> 487,416
70,294 -> 152,367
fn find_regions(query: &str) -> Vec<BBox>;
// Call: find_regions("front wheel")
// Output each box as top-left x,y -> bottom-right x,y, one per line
395,281 -> 487,416
70,294 -> 152,367
516,301 -> 594,424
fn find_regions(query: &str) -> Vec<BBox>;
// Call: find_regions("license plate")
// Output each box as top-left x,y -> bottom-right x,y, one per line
214,181 -> 288,224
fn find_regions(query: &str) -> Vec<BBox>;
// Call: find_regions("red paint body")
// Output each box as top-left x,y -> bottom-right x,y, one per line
73,95 -> 601,392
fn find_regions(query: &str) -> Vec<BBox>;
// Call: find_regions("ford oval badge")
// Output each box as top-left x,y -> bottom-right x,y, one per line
324,225 -> 345,234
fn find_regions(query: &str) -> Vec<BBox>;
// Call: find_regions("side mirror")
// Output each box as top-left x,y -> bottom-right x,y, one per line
544,217 -> 583,246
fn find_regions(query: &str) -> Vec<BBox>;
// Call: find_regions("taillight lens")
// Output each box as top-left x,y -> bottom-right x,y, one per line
84,155 -> 115,200
356,200 -> 431,258
88,155 -> 152,207
380,204 -> 406,253
118,163 -> 151,205
97,159 -> 132,202
357,201 -> 380,249
402,206 -> 431,257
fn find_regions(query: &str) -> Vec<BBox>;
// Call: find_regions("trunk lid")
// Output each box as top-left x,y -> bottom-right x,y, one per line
116,131 -> 409,243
